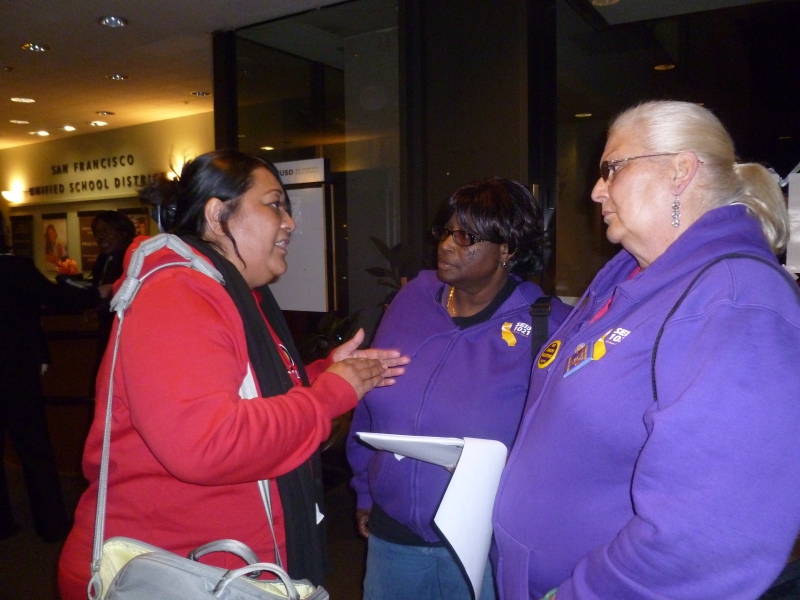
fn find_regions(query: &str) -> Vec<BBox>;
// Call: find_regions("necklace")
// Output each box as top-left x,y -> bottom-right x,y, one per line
447,286 -> 457,316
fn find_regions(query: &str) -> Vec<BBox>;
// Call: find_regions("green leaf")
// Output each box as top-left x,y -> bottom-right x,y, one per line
370,236 -> 393,262
366,267 -> 394,278
377,277 -> 401,290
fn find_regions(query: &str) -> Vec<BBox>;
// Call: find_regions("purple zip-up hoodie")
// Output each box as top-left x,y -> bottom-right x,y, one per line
493,205 -> 800,600
347,270 -> 570,542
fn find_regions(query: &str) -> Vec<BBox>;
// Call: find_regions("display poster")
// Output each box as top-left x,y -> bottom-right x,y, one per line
10,215 -> 33,258
119,207 -> 150,237
42,212 -> 68,272
786,173 -> 800,274
78,211 -> 101,273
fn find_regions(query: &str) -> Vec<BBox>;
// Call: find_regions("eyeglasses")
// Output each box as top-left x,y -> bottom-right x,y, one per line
431,225 -> 487,247
599,152 -> 679,182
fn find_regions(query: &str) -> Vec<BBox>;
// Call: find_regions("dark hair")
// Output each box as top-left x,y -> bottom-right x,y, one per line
138,150 -> 289,260
91,210 -> 136,242
434,177 -> 544,276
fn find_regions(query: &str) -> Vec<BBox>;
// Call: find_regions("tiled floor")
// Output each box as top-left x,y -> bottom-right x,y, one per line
2,454 -> 799,600
0,455 -> 367,600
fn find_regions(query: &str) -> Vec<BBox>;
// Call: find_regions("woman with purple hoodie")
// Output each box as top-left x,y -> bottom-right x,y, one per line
493,100 -> 800,600
348,177 -> 570,600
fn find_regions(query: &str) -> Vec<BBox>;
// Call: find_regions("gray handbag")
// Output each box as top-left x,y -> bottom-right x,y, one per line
87,235 -> 329,600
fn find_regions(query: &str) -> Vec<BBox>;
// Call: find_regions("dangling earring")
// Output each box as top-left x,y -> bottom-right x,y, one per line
500,261 -> 507,268
671,194 -> 681,227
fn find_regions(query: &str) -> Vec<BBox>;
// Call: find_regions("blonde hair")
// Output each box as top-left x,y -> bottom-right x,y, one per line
610,101 -> 789,254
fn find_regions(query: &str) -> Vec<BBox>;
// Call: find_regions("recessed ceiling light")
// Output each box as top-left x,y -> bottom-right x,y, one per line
21,43 -> 51,52
260,146 -> 274,151
575,113 -> 592,118
591,0 -> 619,5
190,91 -> 211,97
654,64 -> 675,71
9,119 -> 29,124
3,66 -> 13,72
63,125 -> 76,131
96,111 -> 115,115
106,74 -> 129,81
36,130 -> 49,136
89,121 -> 107,127
98,16 -> 128,28
11,97 -> 35,103
779,136 -> 791,140
237,134 -> 246,138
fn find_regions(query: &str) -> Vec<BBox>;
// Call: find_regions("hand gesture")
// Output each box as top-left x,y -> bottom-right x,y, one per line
331,328 -> 410,387
326,357 -> 387,400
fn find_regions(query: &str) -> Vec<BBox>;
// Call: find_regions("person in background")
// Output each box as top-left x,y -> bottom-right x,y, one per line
492,100 -> 800,600
347,177 -> 570,600
89,211 -> 136,364
58,150 -> 409,598
0,217 -> 109,543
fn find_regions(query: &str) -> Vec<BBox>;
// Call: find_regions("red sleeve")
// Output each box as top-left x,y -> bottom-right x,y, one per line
304,354 -> 335,384
119,269 -> 357,485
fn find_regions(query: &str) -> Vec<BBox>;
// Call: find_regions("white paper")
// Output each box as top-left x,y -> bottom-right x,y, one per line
356,432 -> 464,468
356,432 -> 507,599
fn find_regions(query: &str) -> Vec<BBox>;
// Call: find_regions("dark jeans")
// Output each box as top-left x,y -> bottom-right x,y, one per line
0,365 -> 69,541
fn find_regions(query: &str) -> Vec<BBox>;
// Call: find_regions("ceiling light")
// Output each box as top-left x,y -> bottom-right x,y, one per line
591,0 -> 619,5
11,97 -> 35,103
575,113 -> 592,118
191,91 -> 211,97
9,119 -> 29,124
779,136 -> 792,140
21,43 -> 51,52
106,74 -> 129,81
89,121 -> 107,127
96,111 -> 115,115
654,64 -> 675,71
3,66 -> 13,72
63,125 -> 76,131
260,146 -> 274,151
98,16 -> 128,28
36,130 -> 49,136
237,134 -> 246,138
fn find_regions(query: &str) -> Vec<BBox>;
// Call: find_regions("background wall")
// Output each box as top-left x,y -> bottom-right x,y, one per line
1,112 -> 214,274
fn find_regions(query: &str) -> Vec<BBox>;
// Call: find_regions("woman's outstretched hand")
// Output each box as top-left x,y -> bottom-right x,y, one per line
326,357 -> 387,400
331,328 -> 410,387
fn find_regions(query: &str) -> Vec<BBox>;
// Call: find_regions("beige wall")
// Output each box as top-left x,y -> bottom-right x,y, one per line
1,112 -> 214,273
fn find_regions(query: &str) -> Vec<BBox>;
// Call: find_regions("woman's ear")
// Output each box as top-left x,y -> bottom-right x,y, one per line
672,152 -> 701,195
500,242 -> 513,265
203,198 -> 225,238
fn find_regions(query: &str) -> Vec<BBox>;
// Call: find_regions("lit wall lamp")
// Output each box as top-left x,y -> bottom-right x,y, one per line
1,190 -> 24,203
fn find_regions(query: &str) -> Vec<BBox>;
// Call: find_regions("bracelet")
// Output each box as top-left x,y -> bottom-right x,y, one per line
542,589 -> 558,600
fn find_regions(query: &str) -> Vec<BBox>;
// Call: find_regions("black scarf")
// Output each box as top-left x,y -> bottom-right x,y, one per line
181,235 -> 328,586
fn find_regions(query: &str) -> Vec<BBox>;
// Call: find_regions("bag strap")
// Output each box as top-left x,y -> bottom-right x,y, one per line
530,296 -> 552,356
651,253 -> 800,404
88,234 -> 224,600
212,562 -> 300,600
